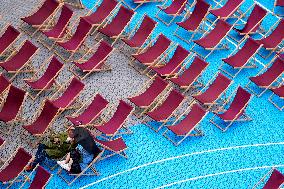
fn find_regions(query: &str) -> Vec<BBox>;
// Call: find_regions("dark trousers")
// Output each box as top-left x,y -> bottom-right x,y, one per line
31,143 -> 50,168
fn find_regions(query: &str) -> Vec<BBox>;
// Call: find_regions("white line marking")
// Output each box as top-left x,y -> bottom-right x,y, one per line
155,164 -> 284,189
80,141 -> 284,189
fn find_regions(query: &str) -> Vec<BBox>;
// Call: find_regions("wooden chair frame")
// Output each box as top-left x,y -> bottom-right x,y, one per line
252,167 -> 284,189
59,0 -> 84,9
268,78 -> 284,111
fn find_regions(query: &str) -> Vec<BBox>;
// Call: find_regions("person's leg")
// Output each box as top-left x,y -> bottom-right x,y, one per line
30,143 -> 49,168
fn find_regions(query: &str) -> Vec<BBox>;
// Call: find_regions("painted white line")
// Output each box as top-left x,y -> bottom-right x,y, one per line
155,164 -> 284,189
80,141 -> 284,189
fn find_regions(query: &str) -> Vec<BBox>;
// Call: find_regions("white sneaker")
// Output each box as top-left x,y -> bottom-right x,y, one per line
57,161 -> 70,171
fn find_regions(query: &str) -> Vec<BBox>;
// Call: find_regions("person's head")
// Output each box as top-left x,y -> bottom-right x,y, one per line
67,126 -> 75,139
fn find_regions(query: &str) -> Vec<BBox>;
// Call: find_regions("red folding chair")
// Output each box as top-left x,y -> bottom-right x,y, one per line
220,37 -> 262,78
96,5 -> 135,46
121,14 -> 157,52
20,0 -> 62,36
169,56 -> 208,93
93,100 -> 133,138
210,87 -> 252,132
24,56 -> 64,100
252,168 -> 284,189
24,166 -> 52,189
174,0 -> 210,43
69,40 -> 113,80
269,82 -> 284,111
245,57 -> 284,97
66,93 -> 109,126
193,20 -> 233,59
193,72 -> 233,110
143,89 -> 186,132
0,25 -> 21,57
210,0 -> 245,20
0,40 -> 39,81
128,76 -> 170,117
49,77 -> 85,112
0,148 -> 32,187
155,0 -> 189,26
273,0 -> 284,15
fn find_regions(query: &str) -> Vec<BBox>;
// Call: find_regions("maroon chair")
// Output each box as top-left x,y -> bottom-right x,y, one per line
269,84 -> 284,111
94,100 -> 133,137
0,40 -> 38,81
28,166 -> 51,189
253,168 -> 284,189
246,57 -> 284,97
276,0 -> 284,7
210,0 -> 245,20
163,103 -> 207,146
234,4 -> 267,35
0,148 -> 32,184
210,87 -> 252,132
70,40 -> 113,80
66,93 -> 109,126
131,34 -> 172,69
23,100 -> 59,136
170,56 -> 208,92
0,74 -> 11,97
0,25 -> 20,56
24,56 -> 64,100
220,37 -> 262,78
193,20 -> 233,59
121,15 -> 157,51
145,89 -> 185,132
174,0 -> 210,43
155,0 -> 189,26
55,18 -> 93,62
97,6 -> 135,46
49,77 -> 85,112
193,73 -> 232,109
128,76 -> 170,116
150,45 -> 191,78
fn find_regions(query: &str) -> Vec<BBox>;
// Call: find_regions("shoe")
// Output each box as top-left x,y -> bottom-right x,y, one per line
25,165 -> 33,172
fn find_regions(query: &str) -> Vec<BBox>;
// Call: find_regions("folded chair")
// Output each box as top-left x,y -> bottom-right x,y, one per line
252,168 -> 284,189
93,100 -> 134,138
20,0 -> 62,36
69,40 -> 113,80
245,57 -> 284,97
234,4 -> 267,36
0,148 -> 32,187
169,56 -> 208,93
49,77 -> 84,112
66,93 -> 109,126
0,85 -> 26,134
210,0 -> 245,20
155,0 -> 189,26
0,25 -> 21,57
193,20 -> 233,59
193,72 -> 233,110
143,89 -> 186,132
0,40 -> 39,81
128,76 -> 170,117
219,37 -> 262,78
210,87 -> 252,132
24,56 -> 64,100
54,18 -> 93,62
20,165 -> 52,189
174,0 -> 210,43
268,80 -> 284,111
163,103 -> 207,146
149,45 -> 191,78
96,5 -> 135,46
120,14 -> 157,52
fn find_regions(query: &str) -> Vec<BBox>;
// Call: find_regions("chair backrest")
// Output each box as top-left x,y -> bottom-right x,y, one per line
194,20 -> 232,49
0,74 -> 10,94
210,0 -> 244,18
51,77 -> 85,109
1,40 -> 38,72
163,0 -> 188,15
0,25 -> 20,54
256,19 -> 284,48
237,4 -> 267,34
271,84 -> 284,98
222,38 -> 261,68
177,0 -> 210,31
263,169 -> 284,189
94,137 -> 127,153
0,148 -> 32,182
23,100 -> 59,135
83,0 -> 118,24
0,85 -> 25,122
28,166 -> 51,189
108,100 -> 133,124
